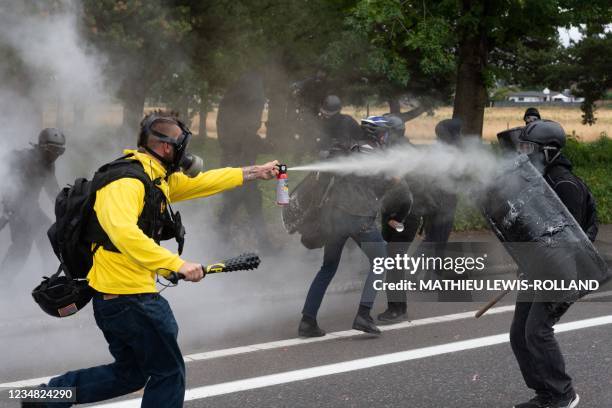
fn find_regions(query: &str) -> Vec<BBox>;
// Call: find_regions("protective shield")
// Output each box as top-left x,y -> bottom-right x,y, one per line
481,154 -> 610,302
497,126 -> 524,152
282,172 -> 333,249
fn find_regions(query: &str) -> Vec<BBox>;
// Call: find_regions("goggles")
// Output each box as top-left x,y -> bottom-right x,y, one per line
517,141 -> 538,155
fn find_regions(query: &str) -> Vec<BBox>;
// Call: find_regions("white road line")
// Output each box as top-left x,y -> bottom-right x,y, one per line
0,305 -> 515,389
183,305 -> 516,362
94,314 -> 612,407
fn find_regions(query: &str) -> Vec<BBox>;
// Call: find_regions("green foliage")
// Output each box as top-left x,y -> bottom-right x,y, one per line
453,197 -> 488,232
322,0 -> 456,105
564,135 -> 612,223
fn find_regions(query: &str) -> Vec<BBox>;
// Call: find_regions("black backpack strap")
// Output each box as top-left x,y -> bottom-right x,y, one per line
85,157 -> 159,252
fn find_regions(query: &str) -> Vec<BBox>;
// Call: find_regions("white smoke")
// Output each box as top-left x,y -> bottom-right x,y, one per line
290,140 -> 505,195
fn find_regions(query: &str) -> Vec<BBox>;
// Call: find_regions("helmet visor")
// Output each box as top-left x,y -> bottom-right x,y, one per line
517,141 -> 537,155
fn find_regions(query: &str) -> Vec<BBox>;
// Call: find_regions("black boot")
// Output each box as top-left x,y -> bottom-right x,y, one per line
353,306 -> 381,335
377,302 -> 407,323
298,315 -> 326,337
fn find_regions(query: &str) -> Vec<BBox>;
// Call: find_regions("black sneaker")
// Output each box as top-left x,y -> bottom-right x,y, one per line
377,304 -> 407,323
352,313 -> 381,335
298,316 -> 326,337
514,395 -> 552,408
547,393 -> 579,408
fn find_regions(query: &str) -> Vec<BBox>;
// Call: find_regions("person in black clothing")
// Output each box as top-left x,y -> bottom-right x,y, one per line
216,71 -> 274,249
511,120 -> 588,408
317,95 -> 363,153
299,116 -> 401,337
524,107 -> 541,125
377,118 -> 463,322
1,128 -> 65,276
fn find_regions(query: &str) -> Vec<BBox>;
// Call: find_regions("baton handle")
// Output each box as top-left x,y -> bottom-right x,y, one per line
475,289 -> 511,318
166,253 -> 261,284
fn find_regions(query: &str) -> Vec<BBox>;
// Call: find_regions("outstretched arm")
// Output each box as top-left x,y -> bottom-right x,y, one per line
168,160 -> 280,202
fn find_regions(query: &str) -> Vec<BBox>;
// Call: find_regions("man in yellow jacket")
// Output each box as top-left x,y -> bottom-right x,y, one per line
35,111 -> 279,408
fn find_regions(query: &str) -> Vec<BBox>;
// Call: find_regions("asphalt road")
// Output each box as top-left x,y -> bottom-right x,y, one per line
0,226 -> 610,408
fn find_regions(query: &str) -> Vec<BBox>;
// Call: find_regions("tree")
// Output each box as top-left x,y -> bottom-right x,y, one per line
322,0 -> 456,114
559,32 -> 612,125
81,0 -> 192,138
451,0 -> 612,135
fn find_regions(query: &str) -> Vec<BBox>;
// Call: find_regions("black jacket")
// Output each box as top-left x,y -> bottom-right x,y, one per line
317,113 -> 363,152
544,154 -> 592,237
2,147 -> 59,217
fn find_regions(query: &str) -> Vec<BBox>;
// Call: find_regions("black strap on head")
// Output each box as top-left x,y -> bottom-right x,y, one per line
138,113 -> 192,173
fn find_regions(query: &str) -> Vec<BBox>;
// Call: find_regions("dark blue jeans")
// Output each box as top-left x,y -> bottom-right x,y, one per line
302,210 -> 387,318
45,293 -> 185,407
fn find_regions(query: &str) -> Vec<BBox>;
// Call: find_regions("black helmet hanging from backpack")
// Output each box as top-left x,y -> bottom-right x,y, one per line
138,112 -> 203,177
320,95 -> 342,118
32,272 -> 94,318
37,128 -> 66,163
518,120 -> 566,170
360,116 -> 391,146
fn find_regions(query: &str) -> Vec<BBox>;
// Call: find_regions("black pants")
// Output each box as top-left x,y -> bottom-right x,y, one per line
1,209 -> 51,278
218,142 -> 272,247
510,293 -> 574,400
302,210 -> 387,319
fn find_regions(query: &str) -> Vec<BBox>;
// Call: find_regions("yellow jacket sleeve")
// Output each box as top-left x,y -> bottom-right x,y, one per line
94,178 -> 184,273
168,167 -> 243,202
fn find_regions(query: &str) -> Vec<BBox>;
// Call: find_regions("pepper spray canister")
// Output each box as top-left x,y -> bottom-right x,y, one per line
276,164 -> 289,205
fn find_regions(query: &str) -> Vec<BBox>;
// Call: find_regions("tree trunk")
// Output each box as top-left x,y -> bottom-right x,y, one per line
452,0 -> 489,137
120,80 -> 147,147
388,98 -> 401,114
199,88 -> 208,138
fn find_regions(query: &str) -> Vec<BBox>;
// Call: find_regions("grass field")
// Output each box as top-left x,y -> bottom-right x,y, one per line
47,103 -> 610,143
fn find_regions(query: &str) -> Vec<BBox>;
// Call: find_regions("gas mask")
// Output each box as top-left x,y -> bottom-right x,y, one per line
139,115 -> 204,177
39,143 -> 65,164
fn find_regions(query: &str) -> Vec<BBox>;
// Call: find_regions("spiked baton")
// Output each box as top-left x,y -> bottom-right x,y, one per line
166,252 -> 261,284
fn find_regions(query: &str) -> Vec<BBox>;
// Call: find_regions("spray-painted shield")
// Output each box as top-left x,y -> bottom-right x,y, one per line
481,154 -> 610,302
282,172 -> 333,249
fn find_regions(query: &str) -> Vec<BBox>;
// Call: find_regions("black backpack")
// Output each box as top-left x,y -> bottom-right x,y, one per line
546,166 -> 598,242
47,154 -> 155,280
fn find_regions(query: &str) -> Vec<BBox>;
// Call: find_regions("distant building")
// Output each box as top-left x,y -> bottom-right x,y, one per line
506,88 -> 584,104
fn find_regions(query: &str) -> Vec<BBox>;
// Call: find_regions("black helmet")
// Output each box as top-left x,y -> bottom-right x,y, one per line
38,128 -> 66,160
518,120 -> 566,164
39,128 -> 66,147
320,95 -> 342,117
384,114 -> 405,138
523,107 -> 540,123
435,118 -> 462,145
32,275 -> 94,318
520,120 -> 565,148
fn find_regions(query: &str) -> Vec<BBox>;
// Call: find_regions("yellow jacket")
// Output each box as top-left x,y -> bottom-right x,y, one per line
87,149 -> 243,294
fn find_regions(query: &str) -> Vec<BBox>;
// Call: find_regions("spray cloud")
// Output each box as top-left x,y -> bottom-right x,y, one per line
290,140 -> 505,195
